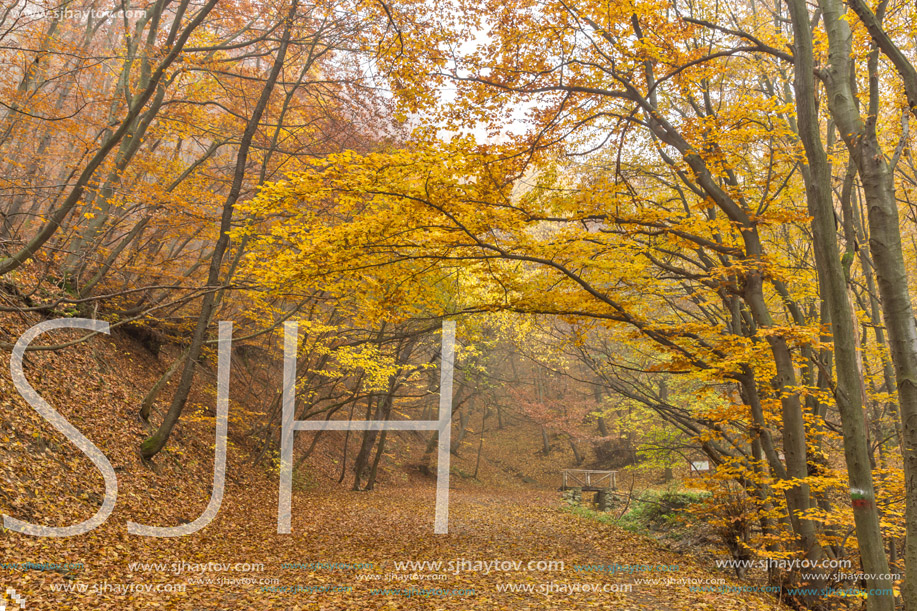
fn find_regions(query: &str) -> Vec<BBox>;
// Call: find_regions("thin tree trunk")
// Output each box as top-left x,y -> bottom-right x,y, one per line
0,0 -> 217,277
140,0 -> 298,459
451,404 -> 470,455
139,348 -> 188,422
473,408 -> 487,479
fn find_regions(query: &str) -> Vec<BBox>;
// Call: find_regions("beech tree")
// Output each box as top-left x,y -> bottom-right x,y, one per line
4,0 -> 917,607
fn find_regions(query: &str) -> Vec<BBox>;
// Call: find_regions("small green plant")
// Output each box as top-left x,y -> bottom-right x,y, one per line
563,489 -> 710,537
292,466 -> 317,491
565,504 -> 618,525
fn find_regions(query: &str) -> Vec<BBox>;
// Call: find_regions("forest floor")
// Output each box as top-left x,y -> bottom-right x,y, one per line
2,485 -> 787,610
0,308 -> 789,610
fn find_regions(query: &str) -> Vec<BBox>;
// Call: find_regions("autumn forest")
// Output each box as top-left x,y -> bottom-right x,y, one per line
1,0 -> 917,609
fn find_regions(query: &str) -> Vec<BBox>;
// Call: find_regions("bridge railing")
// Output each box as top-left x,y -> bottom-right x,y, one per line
561,469 -> 617,490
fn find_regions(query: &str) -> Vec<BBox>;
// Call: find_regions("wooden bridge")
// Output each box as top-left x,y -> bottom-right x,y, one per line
560,469 -> 617,492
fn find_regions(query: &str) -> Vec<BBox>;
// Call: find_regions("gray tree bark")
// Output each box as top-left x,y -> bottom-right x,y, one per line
140,0 -> 299,459
814,0 -> 917,605
785,0 -> 894,606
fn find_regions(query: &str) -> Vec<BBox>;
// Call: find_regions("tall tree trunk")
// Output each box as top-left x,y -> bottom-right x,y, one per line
473,408 -> 487,479
540,425 -> 551,455
568,435 -> 583,466
138,349 -> 187,422
451,402 -> 471,455
352,394 -> 378,490
140,0 -> 298,459
815,0 -> 917,605
337,395 -> 360,484
785,0 -> 894,605
365,423 -> 390,491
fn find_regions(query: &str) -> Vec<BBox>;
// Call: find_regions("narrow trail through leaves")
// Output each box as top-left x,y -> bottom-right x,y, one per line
2,486 -> 782,610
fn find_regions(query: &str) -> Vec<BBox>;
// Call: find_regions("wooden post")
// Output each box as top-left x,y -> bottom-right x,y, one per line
597,490 -> 609,511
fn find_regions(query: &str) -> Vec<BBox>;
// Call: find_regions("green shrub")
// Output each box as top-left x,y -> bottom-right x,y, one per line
629,490 -> 709,529
564,489 -> 710,536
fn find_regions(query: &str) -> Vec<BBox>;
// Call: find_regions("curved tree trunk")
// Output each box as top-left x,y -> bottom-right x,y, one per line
140,0 -> 298,459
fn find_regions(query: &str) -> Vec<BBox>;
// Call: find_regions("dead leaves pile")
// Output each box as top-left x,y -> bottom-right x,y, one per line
0,310 -> 788,610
